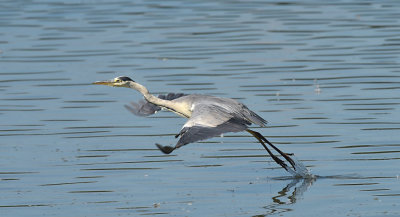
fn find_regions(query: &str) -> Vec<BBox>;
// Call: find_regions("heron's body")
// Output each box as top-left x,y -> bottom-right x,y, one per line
94,76 -> 296,172
168,94 -> 266,124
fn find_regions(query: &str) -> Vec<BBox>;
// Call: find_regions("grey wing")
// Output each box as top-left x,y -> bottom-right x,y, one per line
124,93 -> 185,117
239,104 -> 267,127
183,95 -> 267,127
175,104 -> 250,148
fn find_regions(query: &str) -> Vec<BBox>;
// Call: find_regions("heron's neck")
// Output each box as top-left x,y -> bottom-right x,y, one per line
128,82 -> 152,99
127,82 -> 188,117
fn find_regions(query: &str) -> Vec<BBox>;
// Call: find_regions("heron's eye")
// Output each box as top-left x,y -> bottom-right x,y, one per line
115,79 -> 121,83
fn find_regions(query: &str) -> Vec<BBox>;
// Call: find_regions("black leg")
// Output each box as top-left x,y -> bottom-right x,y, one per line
254,131 -> 296,169
247,129 -> 295,171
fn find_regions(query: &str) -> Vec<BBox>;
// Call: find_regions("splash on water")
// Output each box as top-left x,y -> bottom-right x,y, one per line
286,155 -> 314,179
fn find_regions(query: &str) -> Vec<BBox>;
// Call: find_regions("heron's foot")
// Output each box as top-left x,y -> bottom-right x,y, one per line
155,143 -> 175,154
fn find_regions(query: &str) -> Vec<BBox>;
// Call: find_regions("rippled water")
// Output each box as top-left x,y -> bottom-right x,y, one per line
1,0 -> 400,216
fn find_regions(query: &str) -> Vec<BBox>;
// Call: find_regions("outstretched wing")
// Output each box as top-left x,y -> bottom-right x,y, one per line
175,104 -> 250,148
124,93 -> 185,117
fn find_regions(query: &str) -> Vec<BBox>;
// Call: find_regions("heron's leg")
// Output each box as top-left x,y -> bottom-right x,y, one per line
246,129 -> 295,171
251,130 -> 296,169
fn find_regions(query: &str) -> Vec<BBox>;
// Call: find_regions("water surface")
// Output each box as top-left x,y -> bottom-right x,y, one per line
1,0 -> 399,216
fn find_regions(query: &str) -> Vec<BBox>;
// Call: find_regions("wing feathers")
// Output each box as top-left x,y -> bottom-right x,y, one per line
175,104 -> 251,148
176,117 -> 248,148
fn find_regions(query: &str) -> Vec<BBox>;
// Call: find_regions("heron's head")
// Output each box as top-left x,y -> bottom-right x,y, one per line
93,76 -> 135,88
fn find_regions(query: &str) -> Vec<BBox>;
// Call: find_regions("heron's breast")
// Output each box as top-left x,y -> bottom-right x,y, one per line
164,101 -> 192,118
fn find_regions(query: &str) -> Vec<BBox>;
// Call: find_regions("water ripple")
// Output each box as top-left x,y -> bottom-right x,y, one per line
1,0 -> 400,216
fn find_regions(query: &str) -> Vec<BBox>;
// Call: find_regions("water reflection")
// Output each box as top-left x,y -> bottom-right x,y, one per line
256,177 -> 315,216
277,178 -> 314,204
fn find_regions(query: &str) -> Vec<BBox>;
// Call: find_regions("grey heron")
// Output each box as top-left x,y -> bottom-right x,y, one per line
93,76 -> 296,171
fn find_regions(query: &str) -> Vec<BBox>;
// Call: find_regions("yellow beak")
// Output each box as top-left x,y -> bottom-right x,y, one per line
92,80 -> 115,86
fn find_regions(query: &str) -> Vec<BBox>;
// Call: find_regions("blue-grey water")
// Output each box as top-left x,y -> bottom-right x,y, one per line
1,0 -> 400,216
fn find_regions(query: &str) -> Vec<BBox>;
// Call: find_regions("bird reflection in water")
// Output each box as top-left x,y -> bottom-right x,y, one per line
254,177 -> 315,217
